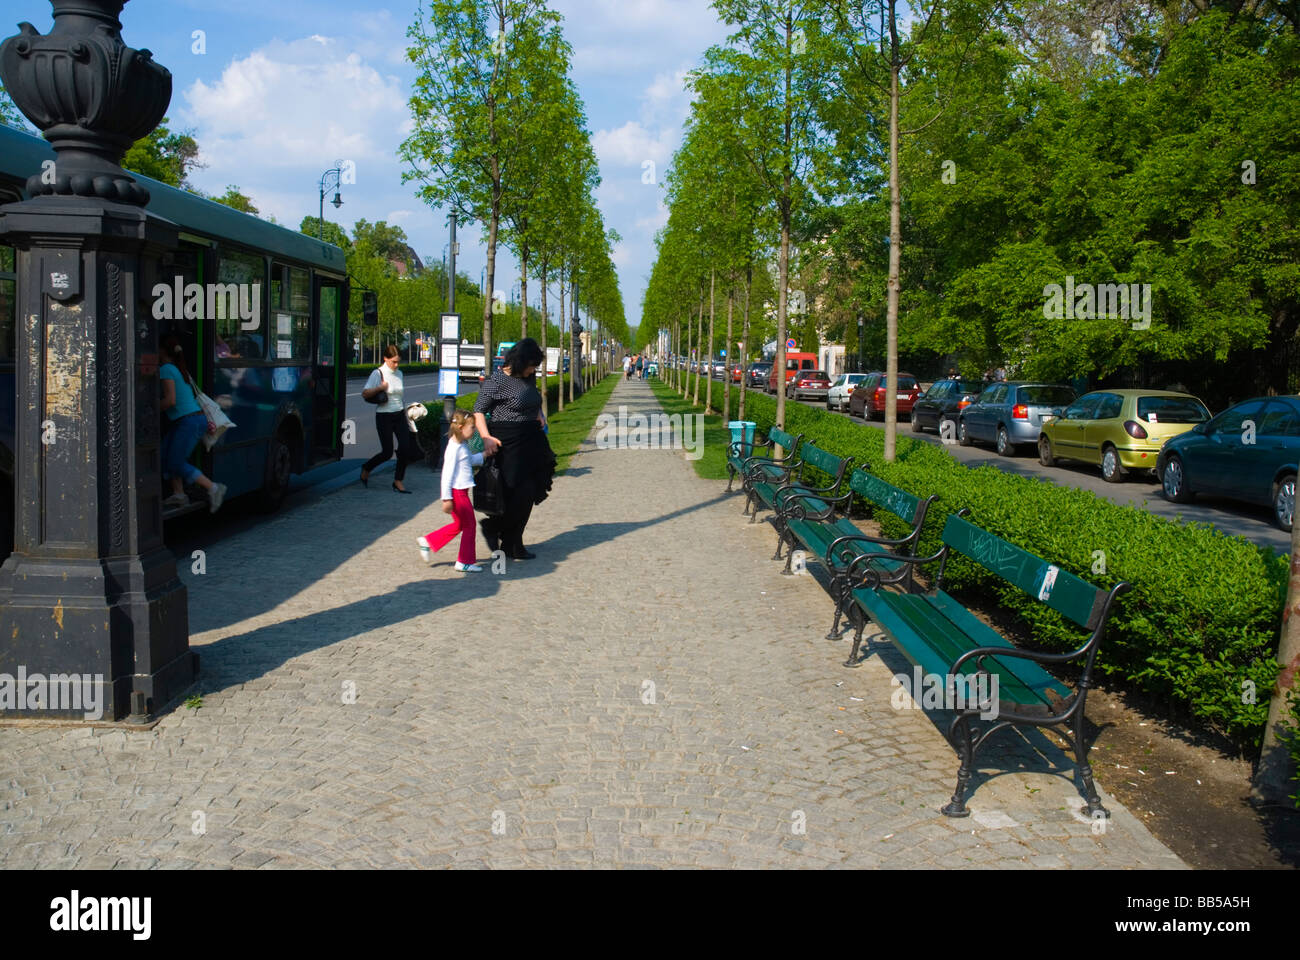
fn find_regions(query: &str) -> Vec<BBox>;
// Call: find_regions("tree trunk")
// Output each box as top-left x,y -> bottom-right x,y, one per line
1254,517 -> 1300,804
539,259 -> 548,417
739,267 -> 751,424
519,246 -> 529,341
884,9 -> 902,462
706,267 -> 716,415
557,268 -> 565,412
724,283 -> 734,420
694,293 -> 704,406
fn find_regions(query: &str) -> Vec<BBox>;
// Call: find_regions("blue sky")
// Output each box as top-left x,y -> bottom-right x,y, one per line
16,0 -> 735,331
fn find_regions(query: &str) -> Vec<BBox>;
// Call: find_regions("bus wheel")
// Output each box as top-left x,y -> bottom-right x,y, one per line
259,433 -> 293,512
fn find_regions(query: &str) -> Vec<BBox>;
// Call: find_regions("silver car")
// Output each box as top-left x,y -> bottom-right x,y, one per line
826,373 -> 867,412
959,382 -> 1076,456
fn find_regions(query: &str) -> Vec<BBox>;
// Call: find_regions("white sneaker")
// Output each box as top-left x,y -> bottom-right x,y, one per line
454,562 -> 482,572
208,483 -> 226,514
163,493 -> 188,509
416,536 -> 432,563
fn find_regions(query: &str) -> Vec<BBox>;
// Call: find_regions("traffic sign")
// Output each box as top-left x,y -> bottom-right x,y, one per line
786,338 -> 797,349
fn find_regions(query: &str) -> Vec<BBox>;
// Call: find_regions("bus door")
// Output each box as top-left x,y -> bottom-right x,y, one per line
312,277 -> 345,463
155,240 -> 210,487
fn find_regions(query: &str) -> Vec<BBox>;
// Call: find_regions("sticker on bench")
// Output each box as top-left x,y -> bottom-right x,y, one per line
1037,564 -> 1060,602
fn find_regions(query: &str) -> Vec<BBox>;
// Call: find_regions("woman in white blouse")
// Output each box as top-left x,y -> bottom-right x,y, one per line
360,344 -> 418,493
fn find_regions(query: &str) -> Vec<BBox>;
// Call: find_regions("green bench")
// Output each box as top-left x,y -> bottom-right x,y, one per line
776,468 -> 937,638
754,443 -> 854,560
727,426 -> 802,507
844,512 -> 1131,818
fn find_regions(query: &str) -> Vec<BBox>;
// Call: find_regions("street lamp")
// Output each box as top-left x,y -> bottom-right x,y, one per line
857,315 -> 865,373
318,161 -> 346,240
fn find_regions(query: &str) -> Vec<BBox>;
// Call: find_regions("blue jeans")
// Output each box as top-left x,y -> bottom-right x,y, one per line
162,412 -> 207,486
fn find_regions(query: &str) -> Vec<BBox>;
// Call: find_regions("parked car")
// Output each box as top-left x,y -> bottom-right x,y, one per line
786,370 -> 831,401
848,371 -> 921,420
731,363 -> 745,383
747,362 -> 772,389
1157,395 -> 1299,530
959,382 -> 1076,456
1038,389 -> 1211,482
910,378 -> 984,434
711,360 -> 726,379
827,373 -> 868,412
767,352 -> 818,393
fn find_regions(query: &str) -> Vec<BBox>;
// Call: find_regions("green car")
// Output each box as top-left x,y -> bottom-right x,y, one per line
1037,389 -> 1212,483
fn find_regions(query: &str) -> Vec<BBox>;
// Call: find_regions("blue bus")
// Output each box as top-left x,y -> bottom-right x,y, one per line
0,124 -> 351,558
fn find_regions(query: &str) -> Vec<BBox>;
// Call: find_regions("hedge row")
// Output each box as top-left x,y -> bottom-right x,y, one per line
346,362 -> 441,378
702,377 -> 1287,745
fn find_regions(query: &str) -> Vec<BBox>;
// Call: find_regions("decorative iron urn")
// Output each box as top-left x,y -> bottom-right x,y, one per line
0,0 -> 171,204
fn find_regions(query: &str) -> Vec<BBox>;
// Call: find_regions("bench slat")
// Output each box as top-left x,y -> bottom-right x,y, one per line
940,514 -> 1107,630
853,589 -> 1065,707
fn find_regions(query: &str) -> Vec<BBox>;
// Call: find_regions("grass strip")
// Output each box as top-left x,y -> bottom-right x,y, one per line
648,376 -> 733,480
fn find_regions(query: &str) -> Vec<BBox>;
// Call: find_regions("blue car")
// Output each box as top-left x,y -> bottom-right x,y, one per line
1157,395 -> 1300,531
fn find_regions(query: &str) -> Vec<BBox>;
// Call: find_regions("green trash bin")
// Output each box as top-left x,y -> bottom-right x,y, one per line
727,420 -> 756,458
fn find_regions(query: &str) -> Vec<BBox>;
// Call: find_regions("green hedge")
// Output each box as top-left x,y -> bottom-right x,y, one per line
347,362 -> 442,378
689,375 -> 1287,745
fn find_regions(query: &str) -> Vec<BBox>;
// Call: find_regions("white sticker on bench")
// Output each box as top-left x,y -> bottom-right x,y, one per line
1038,564 -> 1059,602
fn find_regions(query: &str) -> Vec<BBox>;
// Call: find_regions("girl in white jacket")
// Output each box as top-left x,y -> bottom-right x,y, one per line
418,411 -> 485,571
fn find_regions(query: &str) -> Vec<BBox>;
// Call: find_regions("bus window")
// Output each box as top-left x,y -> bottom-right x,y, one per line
317,284 -> 339,366
270,262 -> 311,361
215,248 -> 265,360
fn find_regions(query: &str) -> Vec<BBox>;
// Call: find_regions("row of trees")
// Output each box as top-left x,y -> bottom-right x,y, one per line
642,0 -> 1298,457
400,0 -> 628,408
643,0 -> 1299,805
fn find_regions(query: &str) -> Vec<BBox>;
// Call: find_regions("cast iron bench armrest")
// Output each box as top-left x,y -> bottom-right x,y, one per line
845,544 -> 948,587
773,476 -> 847,512
778,489 -> 852,523
949,580 -> 1132,675
745,458 -> 801,485
826,530 -> 915,565
731,437 -> 772,462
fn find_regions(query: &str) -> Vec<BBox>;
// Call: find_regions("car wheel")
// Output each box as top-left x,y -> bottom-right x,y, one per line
958,418 -> 972,446
1101,445 -> 1127,483
1161,456 -> 1193,503
1273,473 -> 1295,532
911,411 -> 923,433
996,425 -> 1016,457
1038,436 -> 1055,467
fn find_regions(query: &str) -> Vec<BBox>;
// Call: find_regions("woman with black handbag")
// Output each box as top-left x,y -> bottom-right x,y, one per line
472,338 -> 556,560
359,344 -> 418,493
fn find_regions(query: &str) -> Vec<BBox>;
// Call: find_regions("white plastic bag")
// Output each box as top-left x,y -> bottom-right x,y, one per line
196,390 -> 235,450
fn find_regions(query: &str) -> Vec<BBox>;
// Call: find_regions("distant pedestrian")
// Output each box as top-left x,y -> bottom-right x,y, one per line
636,355 -> 644,379
995,366 -> 1006,381
159,336 -> 227,513
360,344 -> 419,493
418,410 -> 485,572
947,367 -> 958,379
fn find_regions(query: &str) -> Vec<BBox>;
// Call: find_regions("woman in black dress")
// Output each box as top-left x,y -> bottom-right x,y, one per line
473,338 -> 556,559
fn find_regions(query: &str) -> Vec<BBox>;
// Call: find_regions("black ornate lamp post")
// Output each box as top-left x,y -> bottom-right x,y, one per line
317,162 -> 344,240
856,315 -> 865,374
0,0 -> 196,721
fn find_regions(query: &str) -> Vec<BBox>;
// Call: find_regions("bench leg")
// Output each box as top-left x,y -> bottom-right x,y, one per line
826,577 -> 847,639
843,612 -> 866,667
773,525 -> 787,563
726,465 -> 735,492
941,714 -> 975,817
1074,710 -> 1108,820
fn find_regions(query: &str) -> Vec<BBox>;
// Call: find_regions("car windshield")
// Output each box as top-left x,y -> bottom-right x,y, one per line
1137,395 -> 1210,424
1018,385 -> 1075,406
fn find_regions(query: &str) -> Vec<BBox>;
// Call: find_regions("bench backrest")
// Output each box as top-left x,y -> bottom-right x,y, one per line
768,427 -> 799,453
940,514 -> 1108,630
799,443 -> 850,484
849,469 -> 923,526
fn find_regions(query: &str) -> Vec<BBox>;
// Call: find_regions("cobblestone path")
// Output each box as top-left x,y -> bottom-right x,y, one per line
0,377 -> 1183,868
